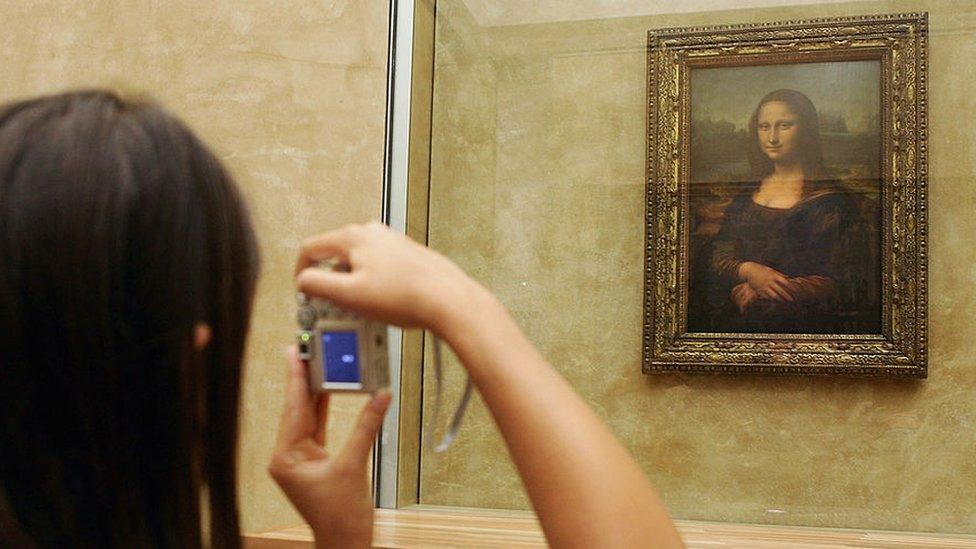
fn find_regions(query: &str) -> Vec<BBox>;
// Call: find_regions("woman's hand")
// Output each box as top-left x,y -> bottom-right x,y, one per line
738,261 -> 794,302
294,222 -> 492,336
731,282 -> 760,313
268,346 -> 391,549
783,275 -> 836,304
292,223 -> 685,548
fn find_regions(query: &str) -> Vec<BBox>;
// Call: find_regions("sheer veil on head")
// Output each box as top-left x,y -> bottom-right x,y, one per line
746,88 -> 827,184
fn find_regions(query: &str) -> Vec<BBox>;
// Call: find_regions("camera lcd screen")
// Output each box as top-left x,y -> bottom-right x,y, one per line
321,331 -> 361,383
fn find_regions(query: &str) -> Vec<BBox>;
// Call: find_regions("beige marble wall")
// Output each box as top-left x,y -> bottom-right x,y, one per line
423,0 -> 976,534
0,0 -> 390,533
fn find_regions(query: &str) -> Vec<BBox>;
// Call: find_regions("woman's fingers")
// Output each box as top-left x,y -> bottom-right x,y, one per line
732,283 -> 758,312
275,346 -> 327,453
766,286 -> 788,302
314,392 -> 331,446
296,267 -> 362,308
336,392 -> 392,470
762,283 -> 785,301
748,267 -> 793,302
738,287 -> 755,312
294,225 -> 363,276
732,286 -> 748,309
769,279 -> 794,302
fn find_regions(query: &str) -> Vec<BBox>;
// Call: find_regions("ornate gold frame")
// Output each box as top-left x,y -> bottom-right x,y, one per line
643,13 -> 928,377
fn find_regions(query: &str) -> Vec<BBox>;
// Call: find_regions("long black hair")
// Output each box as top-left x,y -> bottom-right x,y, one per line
746,88 -> 827,184
0,91 -> 259,547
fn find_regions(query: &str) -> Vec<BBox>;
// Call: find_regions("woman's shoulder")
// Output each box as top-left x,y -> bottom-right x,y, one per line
793,181 -> 862,229
799,181 -> 858,212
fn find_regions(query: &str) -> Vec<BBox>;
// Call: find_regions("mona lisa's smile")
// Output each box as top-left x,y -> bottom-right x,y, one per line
757,100 -> 800,163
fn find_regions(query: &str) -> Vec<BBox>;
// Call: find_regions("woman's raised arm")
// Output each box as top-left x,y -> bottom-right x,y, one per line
295,222 -> 684,548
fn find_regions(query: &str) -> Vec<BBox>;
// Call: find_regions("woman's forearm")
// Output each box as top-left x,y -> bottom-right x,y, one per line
710,240 -> 743,282
293,225 -> 684,547
436,288 -> 684,549
786,275 -> 837,303
737,261 -> 765,282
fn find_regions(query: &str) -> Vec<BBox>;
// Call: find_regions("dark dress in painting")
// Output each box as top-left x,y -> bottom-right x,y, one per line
704,183 -> 880,334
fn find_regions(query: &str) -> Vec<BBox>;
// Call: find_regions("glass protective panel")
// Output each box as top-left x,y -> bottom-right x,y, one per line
421,0 -> 976,535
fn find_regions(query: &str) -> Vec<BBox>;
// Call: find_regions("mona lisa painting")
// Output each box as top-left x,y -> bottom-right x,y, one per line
690,68 -> 881,335
643,14 -> 928,377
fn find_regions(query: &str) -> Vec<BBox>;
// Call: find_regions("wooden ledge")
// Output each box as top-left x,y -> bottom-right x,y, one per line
244,506 -> 976,548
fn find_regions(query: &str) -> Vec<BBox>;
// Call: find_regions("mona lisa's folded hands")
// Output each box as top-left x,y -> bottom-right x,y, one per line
731,282 -> 760,313
269,346 -> 391,549
738,261 -> 794,302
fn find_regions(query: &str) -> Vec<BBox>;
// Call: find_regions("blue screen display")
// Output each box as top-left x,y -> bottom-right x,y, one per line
321,331 -> 361,383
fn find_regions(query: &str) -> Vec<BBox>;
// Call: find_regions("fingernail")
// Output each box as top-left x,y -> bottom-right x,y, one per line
295,268 -> 316,287
371,391 -> 392,410
286,346 -> 302,375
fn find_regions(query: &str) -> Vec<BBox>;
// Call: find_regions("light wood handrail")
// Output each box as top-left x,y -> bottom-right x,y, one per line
244,506 -> 976,548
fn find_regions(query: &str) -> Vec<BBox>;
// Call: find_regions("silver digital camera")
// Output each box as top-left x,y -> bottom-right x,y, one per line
296,292 -> 390,393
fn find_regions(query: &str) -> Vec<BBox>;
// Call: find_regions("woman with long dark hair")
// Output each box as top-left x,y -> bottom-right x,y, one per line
0,90 -> 407,548
707,89 -> 877,333
0,91 -> 260,546
0,91 -> 685,548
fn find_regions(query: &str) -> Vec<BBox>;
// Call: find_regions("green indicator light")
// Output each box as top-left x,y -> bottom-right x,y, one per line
301,333 -> 310,342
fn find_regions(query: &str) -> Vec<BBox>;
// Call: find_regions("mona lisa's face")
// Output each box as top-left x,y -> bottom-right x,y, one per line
757,101 -> 800,164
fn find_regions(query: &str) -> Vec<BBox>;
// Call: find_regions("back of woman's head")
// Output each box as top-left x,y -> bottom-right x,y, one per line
0,90 -> 259,547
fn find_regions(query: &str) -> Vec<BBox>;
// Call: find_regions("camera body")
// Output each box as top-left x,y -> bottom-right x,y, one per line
296,292 -> 390,393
